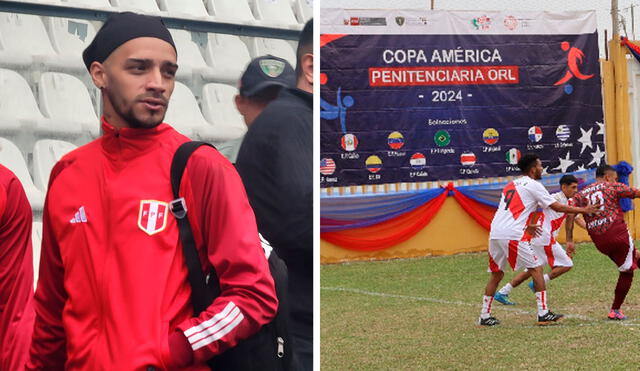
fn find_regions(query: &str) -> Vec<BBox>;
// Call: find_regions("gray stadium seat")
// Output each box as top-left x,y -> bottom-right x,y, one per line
250,0 -> 300,28
38,72 -> 100,137
44,17 -> 97,72
109,0 -> 162,13
293,0 -> 312,23
0,137 -> 45,210
32,139 -> 78,191
157,0 -> 211,19
247,37 -> 297,66
63,0 -> 113,9
170,29 -> 219,84
201,83 -> 246,140
205,0 -> 257,25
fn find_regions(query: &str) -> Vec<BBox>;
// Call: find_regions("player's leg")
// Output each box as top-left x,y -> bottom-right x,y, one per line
495,270 -> 530,305
479,240 -> 506,325
545,241 -> 573,281
516,241 -> 563,324
607,235 -> 637,320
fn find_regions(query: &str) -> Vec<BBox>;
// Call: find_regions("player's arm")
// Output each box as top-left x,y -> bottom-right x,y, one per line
27,164 -> 69,371
549,201 -> 601,215
565,213 -> 576,256
574,214 -> 587,229
171,148 -> 278,367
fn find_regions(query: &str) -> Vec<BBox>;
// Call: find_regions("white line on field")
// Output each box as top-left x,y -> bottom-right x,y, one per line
321,286 -> 640,326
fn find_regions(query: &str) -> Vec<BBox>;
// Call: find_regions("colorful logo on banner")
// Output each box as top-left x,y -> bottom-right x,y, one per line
556,125 -> 571,141
434,130 -> 451,147
472,15 -> 491,30
387,131 -> 405,149
506,148 -> 521,165
366,155 -> 383,173
528,126 -> 543,143
320,158 -> 336,175
341,133 -> 358,151
483,128 -> 500,145
460,152 -> 477,166
410,152 -> 426,169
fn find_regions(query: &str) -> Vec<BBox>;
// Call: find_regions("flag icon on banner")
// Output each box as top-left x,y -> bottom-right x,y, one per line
387,131 -> 405,150
341,133 -> 358,152
460,151 -> 476,166
410,152 -> 426,169
556,125 -> 571,141
434,130 -> 451,147
506,148 -> 521,165
320,158 -> 336,175
528,126 -> 543,143
366,155 -> 383,173
482,128 -> 499,145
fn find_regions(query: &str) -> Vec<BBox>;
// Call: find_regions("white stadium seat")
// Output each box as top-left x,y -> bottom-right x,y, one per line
157,0 -> 211,19
63,0 -> 112,9
201,83 -> 246,140
164,82 -> 213,140
32,221 -> 43,289
33,139 -> 78,191
38,72 -> 100,137
44,17 -> 97,72
109,0 -> 162,12
170,29 -> 220,83
247,37 -> 297,66
203,34 -> 252,84
250,0 -> 299,28
205,0 -> 256,25
293,0 -> 312,23
0,68 -> 82,138
0,137 -> 45,210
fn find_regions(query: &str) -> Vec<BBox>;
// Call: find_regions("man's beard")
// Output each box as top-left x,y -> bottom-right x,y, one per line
107,89 -> 166,129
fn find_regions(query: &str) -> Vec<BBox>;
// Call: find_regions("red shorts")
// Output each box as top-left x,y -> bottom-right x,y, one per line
590,220 -> 637,272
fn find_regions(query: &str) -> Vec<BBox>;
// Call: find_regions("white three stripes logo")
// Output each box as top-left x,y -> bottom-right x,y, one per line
69,206 -> 88,224
184,301 -> 245,351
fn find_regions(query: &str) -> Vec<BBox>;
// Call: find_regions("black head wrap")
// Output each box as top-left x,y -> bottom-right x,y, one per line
82,12 -> 176,71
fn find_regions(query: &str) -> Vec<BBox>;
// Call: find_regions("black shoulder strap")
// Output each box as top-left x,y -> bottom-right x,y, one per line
170,141 -> 218,315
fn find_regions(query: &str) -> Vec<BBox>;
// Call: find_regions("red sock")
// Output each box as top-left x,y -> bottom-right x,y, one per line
612,271 -> 634,310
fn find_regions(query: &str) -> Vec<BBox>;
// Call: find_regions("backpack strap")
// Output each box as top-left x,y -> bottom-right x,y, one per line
170,141 -> 219,315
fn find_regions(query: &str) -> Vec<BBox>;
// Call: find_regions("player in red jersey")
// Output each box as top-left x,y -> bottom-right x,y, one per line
567,164 -> 640,320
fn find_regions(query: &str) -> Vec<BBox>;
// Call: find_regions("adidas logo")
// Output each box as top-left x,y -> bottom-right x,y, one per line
69,206 -> 88,224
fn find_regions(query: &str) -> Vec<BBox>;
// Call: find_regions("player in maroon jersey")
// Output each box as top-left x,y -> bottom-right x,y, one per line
567,164 -> 640,320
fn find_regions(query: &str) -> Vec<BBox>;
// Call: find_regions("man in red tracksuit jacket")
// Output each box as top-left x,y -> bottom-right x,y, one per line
0,164 -> 35,370
27,12 -> 277,370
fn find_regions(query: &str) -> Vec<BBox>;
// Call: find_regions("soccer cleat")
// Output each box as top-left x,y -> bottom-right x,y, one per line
494,292 -> 516,305
608,309 -> 627,320
537,311 -> 564,325
478,316 -> 500,326
527,280 -> 535,293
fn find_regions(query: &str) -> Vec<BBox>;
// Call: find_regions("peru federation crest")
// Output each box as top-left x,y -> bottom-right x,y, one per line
138,200 -> 169,236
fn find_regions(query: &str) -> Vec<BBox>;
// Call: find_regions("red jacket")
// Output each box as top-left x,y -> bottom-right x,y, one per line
28,119 -> 278,370
0,165 -> 35,371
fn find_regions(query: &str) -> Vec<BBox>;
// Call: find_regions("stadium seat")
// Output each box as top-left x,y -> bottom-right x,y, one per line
0,137 -> 45,210
44,17 -> 97,72
247,37 -> 297,66
32,139 -> 78,191
203,34 -> 251,84
205,0 -> 257,25
109,0 -> 162,13
63,0 -> 113,9
0,68 -> 81,138
32,221 -> 43,289
0,13 -> 75,70
38,72 -> 100,137
169,29 -> 220,84
293,0 -> 312,23
201,83 -> 247,139
250,0 -> 300,28
157,0 -> 211,19
164,82 -> 214,140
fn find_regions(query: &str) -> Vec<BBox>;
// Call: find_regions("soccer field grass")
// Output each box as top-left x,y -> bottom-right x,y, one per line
321,243 -> 640,370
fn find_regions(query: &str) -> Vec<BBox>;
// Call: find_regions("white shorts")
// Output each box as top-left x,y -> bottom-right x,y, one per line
532,241 -> 573,268
487,239 -> 544,272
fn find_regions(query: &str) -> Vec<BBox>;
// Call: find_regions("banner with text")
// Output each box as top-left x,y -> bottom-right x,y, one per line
320,9 -> 605,187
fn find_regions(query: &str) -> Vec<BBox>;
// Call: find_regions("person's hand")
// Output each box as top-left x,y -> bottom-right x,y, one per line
566,241 -> 575,258
525,223 -> 542,238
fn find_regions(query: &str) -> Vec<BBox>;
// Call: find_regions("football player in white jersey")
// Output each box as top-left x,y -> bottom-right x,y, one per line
479,154 -> 600,326
494,174 -> 586,305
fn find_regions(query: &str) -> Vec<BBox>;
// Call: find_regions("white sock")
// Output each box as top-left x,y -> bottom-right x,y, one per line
480,295 -> 493,319
535,290 -> 549,316
543,274 -> 550,284
498,283 -> 513,295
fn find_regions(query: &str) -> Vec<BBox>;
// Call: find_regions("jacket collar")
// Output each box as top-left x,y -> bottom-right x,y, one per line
100,116 -> 172,161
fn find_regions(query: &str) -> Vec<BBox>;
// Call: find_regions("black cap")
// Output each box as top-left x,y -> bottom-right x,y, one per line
239,55 -> 295,97
82,12 -> 176,71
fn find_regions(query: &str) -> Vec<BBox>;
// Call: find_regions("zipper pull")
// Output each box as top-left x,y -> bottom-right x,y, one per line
277,336 -> 284,358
